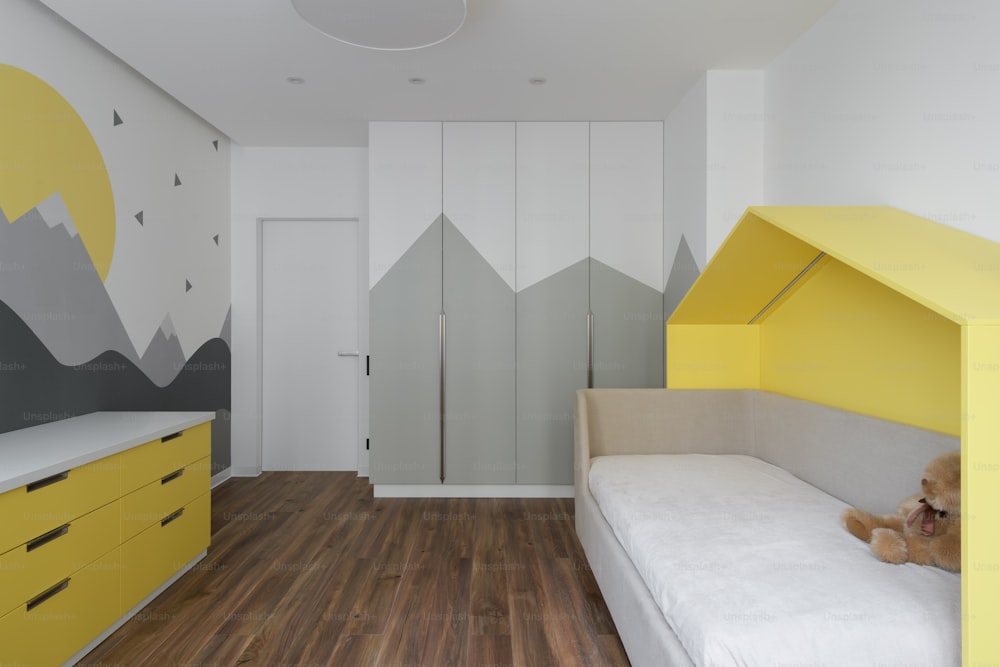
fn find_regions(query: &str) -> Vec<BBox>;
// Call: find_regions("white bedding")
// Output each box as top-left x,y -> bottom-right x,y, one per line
588,454 -> 961,667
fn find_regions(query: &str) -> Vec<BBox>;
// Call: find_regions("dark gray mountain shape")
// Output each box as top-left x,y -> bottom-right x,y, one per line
212,140 -> 219,152
185,279 -> 193,292
213,234 -> 219,246
664,234 -> 701,320
113,110 -> 123,126
0,194 -> 191,388
135,211 -> 144,226
140,314 -> 186,387
174,173 -> 182,186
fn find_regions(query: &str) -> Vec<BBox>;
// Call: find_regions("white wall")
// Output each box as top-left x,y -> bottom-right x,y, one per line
230,146 -> 368,476
1,0 -> 230,362
765,0 -> 1000,240
706,71 -> 764,262
664,71 -> 764,274
664,75 -> 707,278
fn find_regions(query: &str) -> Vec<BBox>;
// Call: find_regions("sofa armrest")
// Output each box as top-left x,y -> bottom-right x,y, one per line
575,388 -> 758,498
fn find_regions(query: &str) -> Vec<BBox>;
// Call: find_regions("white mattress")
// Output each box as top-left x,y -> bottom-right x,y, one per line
588,454 -> 961,666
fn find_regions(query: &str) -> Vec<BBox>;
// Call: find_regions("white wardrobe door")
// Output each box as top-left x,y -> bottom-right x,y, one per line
369,121 -> 443,484
369,121 -> 443,290
515,122 -> 591,292
515,122 -> 590,485
589,121 -> 665,389
442,122 -> 516,483
590,121 -> 664,292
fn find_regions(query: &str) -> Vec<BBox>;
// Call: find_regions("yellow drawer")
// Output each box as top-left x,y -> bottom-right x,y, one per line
121,456 -> 210,542
121,491 -> 209,612
0,500 -> 120,616
0,454 -> 120,556
119,422 -> 210,495
0,547 -> 120,667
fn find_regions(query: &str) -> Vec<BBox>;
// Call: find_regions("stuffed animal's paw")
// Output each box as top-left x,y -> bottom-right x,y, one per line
842,508 -> 874,542
871,527 -> 908,564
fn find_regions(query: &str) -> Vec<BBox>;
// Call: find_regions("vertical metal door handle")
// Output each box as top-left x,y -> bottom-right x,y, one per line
587,311 -> 594,389
439,311 -> 446,483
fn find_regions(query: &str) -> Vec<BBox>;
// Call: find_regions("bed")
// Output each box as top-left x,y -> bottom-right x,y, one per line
574,388 -> 961,667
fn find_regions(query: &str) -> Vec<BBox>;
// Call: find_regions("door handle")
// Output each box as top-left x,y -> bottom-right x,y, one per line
337,350 -> 360,357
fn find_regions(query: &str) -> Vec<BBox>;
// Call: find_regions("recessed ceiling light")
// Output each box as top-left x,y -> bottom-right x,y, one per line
529,77 -> 547,86
287,77 -> 306,85
408,77 -> 426,85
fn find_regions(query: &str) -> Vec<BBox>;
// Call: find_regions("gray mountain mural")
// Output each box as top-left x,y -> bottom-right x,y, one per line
0,193 -> 189,387
515,257 -> 590,485
664,234 -> 701,319
370,216 -> 443,484
219,306 -> 232,348
443,216 -> 516,484
370,216 -> 666,486
140,315 -> 186,386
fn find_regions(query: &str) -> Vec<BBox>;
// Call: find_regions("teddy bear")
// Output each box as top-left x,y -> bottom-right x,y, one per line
841,449 -> 961,572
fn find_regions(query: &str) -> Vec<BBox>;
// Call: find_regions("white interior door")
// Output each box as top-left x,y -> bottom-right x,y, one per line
262,218 -> 359,471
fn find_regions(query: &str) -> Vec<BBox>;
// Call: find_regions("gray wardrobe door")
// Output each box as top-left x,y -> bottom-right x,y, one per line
516,259 -> 589,484
442,218 -> 516,483
441,122 -> 517,484
589,121 -> 664,389
515,122 -> 590,485
369,217 -> 443,483
590,258 -> 664,388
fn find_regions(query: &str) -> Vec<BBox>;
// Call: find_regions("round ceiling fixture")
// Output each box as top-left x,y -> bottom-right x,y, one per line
291,0 -> 467,51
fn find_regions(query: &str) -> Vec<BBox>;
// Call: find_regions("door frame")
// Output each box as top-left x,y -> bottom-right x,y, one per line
256,217 -> 367,474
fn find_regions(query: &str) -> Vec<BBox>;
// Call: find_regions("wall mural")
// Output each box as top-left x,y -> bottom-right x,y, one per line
0,65 -> 230,468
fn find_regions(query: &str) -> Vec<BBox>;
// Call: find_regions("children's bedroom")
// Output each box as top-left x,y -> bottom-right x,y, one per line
0,0 -> 997,665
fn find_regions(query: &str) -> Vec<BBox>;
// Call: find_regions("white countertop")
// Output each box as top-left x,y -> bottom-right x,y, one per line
0,411 -> 216,495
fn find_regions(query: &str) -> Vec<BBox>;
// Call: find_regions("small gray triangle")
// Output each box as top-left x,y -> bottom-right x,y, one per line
212,140 -> 219,152
185,279 -> 193,292
135,211 -> 144,226
174,173 -> 182,187
213,234 -> 220,246
113,110 -> 123,126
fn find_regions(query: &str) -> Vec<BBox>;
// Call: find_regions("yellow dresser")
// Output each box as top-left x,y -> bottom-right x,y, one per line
0,412 -> 214,667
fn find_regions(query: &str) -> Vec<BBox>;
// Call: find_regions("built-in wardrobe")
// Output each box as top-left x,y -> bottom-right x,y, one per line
369,121 -> 663,488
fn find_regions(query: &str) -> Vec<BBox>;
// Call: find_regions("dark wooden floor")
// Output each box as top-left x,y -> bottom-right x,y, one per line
79,472 -> 631,667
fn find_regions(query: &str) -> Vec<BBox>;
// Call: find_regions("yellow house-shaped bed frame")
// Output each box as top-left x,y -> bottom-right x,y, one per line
667,206 -> 1000,666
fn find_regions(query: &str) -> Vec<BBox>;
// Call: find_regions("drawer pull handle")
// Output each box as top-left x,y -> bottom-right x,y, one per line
161,468 -> 185,485
26,578 -> 70,612
161,431 -> 183,443
161,508 -> 185,527
26,470 -> 69,493
26,524 -> 70,552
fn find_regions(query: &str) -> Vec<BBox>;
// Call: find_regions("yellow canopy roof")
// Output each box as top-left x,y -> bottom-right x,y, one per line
670,206 -> 1000,326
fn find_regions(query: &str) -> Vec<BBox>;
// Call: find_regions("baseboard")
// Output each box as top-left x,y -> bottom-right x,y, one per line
211,467 -> 232,488
231,465 -> 262,477
61,549 -> 208,667
373,484 -> 574,498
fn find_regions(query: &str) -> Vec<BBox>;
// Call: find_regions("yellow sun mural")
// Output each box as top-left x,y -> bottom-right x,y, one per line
0,64 -> 115,280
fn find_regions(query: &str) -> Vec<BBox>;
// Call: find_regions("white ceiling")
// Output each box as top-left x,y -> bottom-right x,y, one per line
36,0 -> 838,147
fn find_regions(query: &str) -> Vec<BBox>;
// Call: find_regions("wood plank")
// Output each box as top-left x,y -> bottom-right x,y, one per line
79,473 -> 631,666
